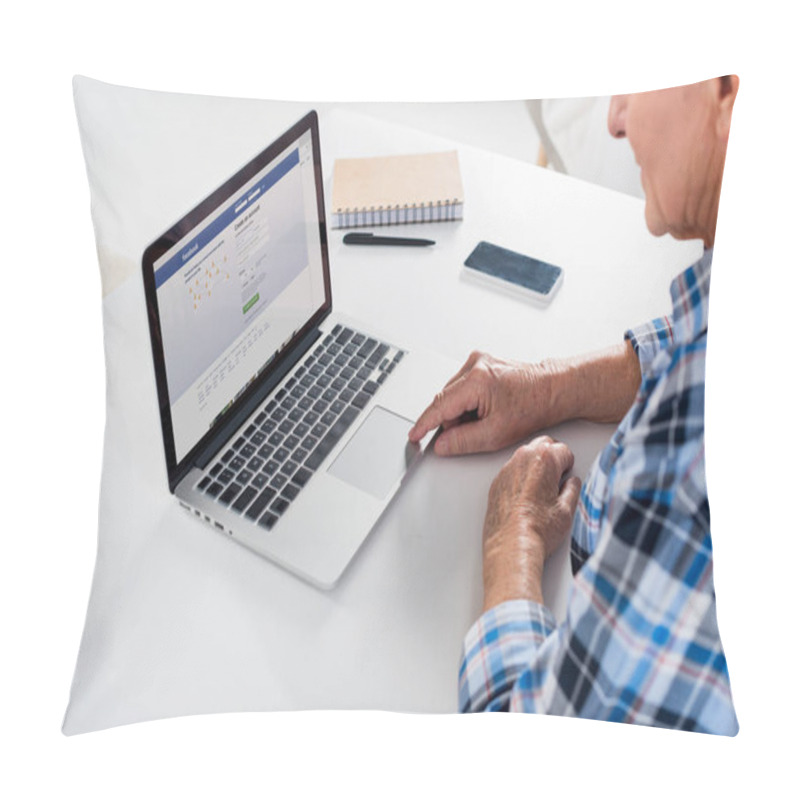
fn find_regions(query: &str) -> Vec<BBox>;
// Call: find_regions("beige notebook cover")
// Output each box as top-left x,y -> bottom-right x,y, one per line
331,151 -> 464,217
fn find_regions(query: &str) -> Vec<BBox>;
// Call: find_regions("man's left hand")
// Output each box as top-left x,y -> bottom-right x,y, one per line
481,436 -> 582,612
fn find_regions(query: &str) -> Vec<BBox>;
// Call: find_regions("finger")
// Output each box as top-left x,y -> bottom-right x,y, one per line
434,417 -> 492,456
526,436 -> 573,475
408,376 -> 480,443
441,409 -> 479,431
443,351 -> 482,389
547,440 -> 575,478
558,475 -> 582,516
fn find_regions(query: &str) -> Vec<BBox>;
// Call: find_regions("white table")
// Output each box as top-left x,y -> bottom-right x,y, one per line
64,107 -> 701,732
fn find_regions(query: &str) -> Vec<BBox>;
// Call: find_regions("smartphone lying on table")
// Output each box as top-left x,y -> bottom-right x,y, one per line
463,240 -> 564,305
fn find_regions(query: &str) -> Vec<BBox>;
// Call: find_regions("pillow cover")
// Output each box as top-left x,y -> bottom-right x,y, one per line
64,76 -> 735,735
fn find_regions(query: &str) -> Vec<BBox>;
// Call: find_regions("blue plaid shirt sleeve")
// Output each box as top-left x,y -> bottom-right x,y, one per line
458,250 -> 738,734
459,601 -> 557,712
625,316 -> 673,370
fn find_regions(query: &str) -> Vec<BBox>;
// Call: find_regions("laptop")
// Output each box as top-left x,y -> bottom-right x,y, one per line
142,111 -> 451,589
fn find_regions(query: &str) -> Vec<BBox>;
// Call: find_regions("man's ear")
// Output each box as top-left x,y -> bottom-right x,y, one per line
716,75 -> 739,139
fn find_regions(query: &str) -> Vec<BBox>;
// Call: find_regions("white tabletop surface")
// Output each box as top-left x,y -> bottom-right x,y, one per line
64,107 -> 701,732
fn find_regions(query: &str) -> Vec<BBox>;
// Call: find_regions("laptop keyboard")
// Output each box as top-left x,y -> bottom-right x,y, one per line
195,324 -> 404,531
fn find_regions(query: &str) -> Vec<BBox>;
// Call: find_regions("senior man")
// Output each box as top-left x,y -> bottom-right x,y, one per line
409,77 -> 739,734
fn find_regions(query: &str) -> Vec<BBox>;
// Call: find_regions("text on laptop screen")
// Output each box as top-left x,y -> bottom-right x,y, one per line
152,130 -> 326,462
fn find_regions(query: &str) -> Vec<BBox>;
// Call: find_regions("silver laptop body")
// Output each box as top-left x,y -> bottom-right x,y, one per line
142,112 -> 449,588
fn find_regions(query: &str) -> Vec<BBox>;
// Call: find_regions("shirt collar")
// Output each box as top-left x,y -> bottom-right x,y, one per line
670,247 -> 713,344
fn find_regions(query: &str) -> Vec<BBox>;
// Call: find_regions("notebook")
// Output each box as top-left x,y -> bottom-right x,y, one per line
141,111 -> 451,588
331,150 -> 464,228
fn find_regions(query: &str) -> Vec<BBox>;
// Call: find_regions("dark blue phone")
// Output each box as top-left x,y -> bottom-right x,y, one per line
464,241 -> 564,303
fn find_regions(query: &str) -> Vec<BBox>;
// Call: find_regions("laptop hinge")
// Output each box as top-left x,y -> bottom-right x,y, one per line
189,325 -> 323,476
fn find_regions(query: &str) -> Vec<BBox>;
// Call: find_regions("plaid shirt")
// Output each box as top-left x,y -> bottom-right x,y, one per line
459,249 -> 738,734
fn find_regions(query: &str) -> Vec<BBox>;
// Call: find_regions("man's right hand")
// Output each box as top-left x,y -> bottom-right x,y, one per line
408,341 -> 642,457
408,351 -> 560,456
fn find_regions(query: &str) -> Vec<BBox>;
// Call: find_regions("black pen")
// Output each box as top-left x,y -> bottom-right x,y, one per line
343,232 -> 435,247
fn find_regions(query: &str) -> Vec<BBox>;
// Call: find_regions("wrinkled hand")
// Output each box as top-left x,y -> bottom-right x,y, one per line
408,351 -> 559,456
481,436 -> 582,611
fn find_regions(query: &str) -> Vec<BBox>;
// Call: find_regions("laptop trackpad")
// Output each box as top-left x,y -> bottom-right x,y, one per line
328,406 -> 420,499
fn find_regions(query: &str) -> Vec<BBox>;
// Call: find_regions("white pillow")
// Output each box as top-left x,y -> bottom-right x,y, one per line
64,76 -> 732,737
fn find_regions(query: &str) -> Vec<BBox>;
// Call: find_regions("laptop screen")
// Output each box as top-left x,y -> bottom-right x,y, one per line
146,116 -> 329,467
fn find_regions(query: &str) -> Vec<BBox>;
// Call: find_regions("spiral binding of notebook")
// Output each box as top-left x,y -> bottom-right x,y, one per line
331,151 -> 464,229
332,200 -> 464,229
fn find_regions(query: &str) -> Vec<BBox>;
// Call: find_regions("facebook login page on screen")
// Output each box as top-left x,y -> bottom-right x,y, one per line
153,131 -> 326,463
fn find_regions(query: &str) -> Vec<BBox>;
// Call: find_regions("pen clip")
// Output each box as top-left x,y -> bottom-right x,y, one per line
343,232 -> 374,243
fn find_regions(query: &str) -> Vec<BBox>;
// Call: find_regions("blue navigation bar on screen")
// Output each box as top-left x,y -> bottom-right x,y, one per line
154,148 -> 300,289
